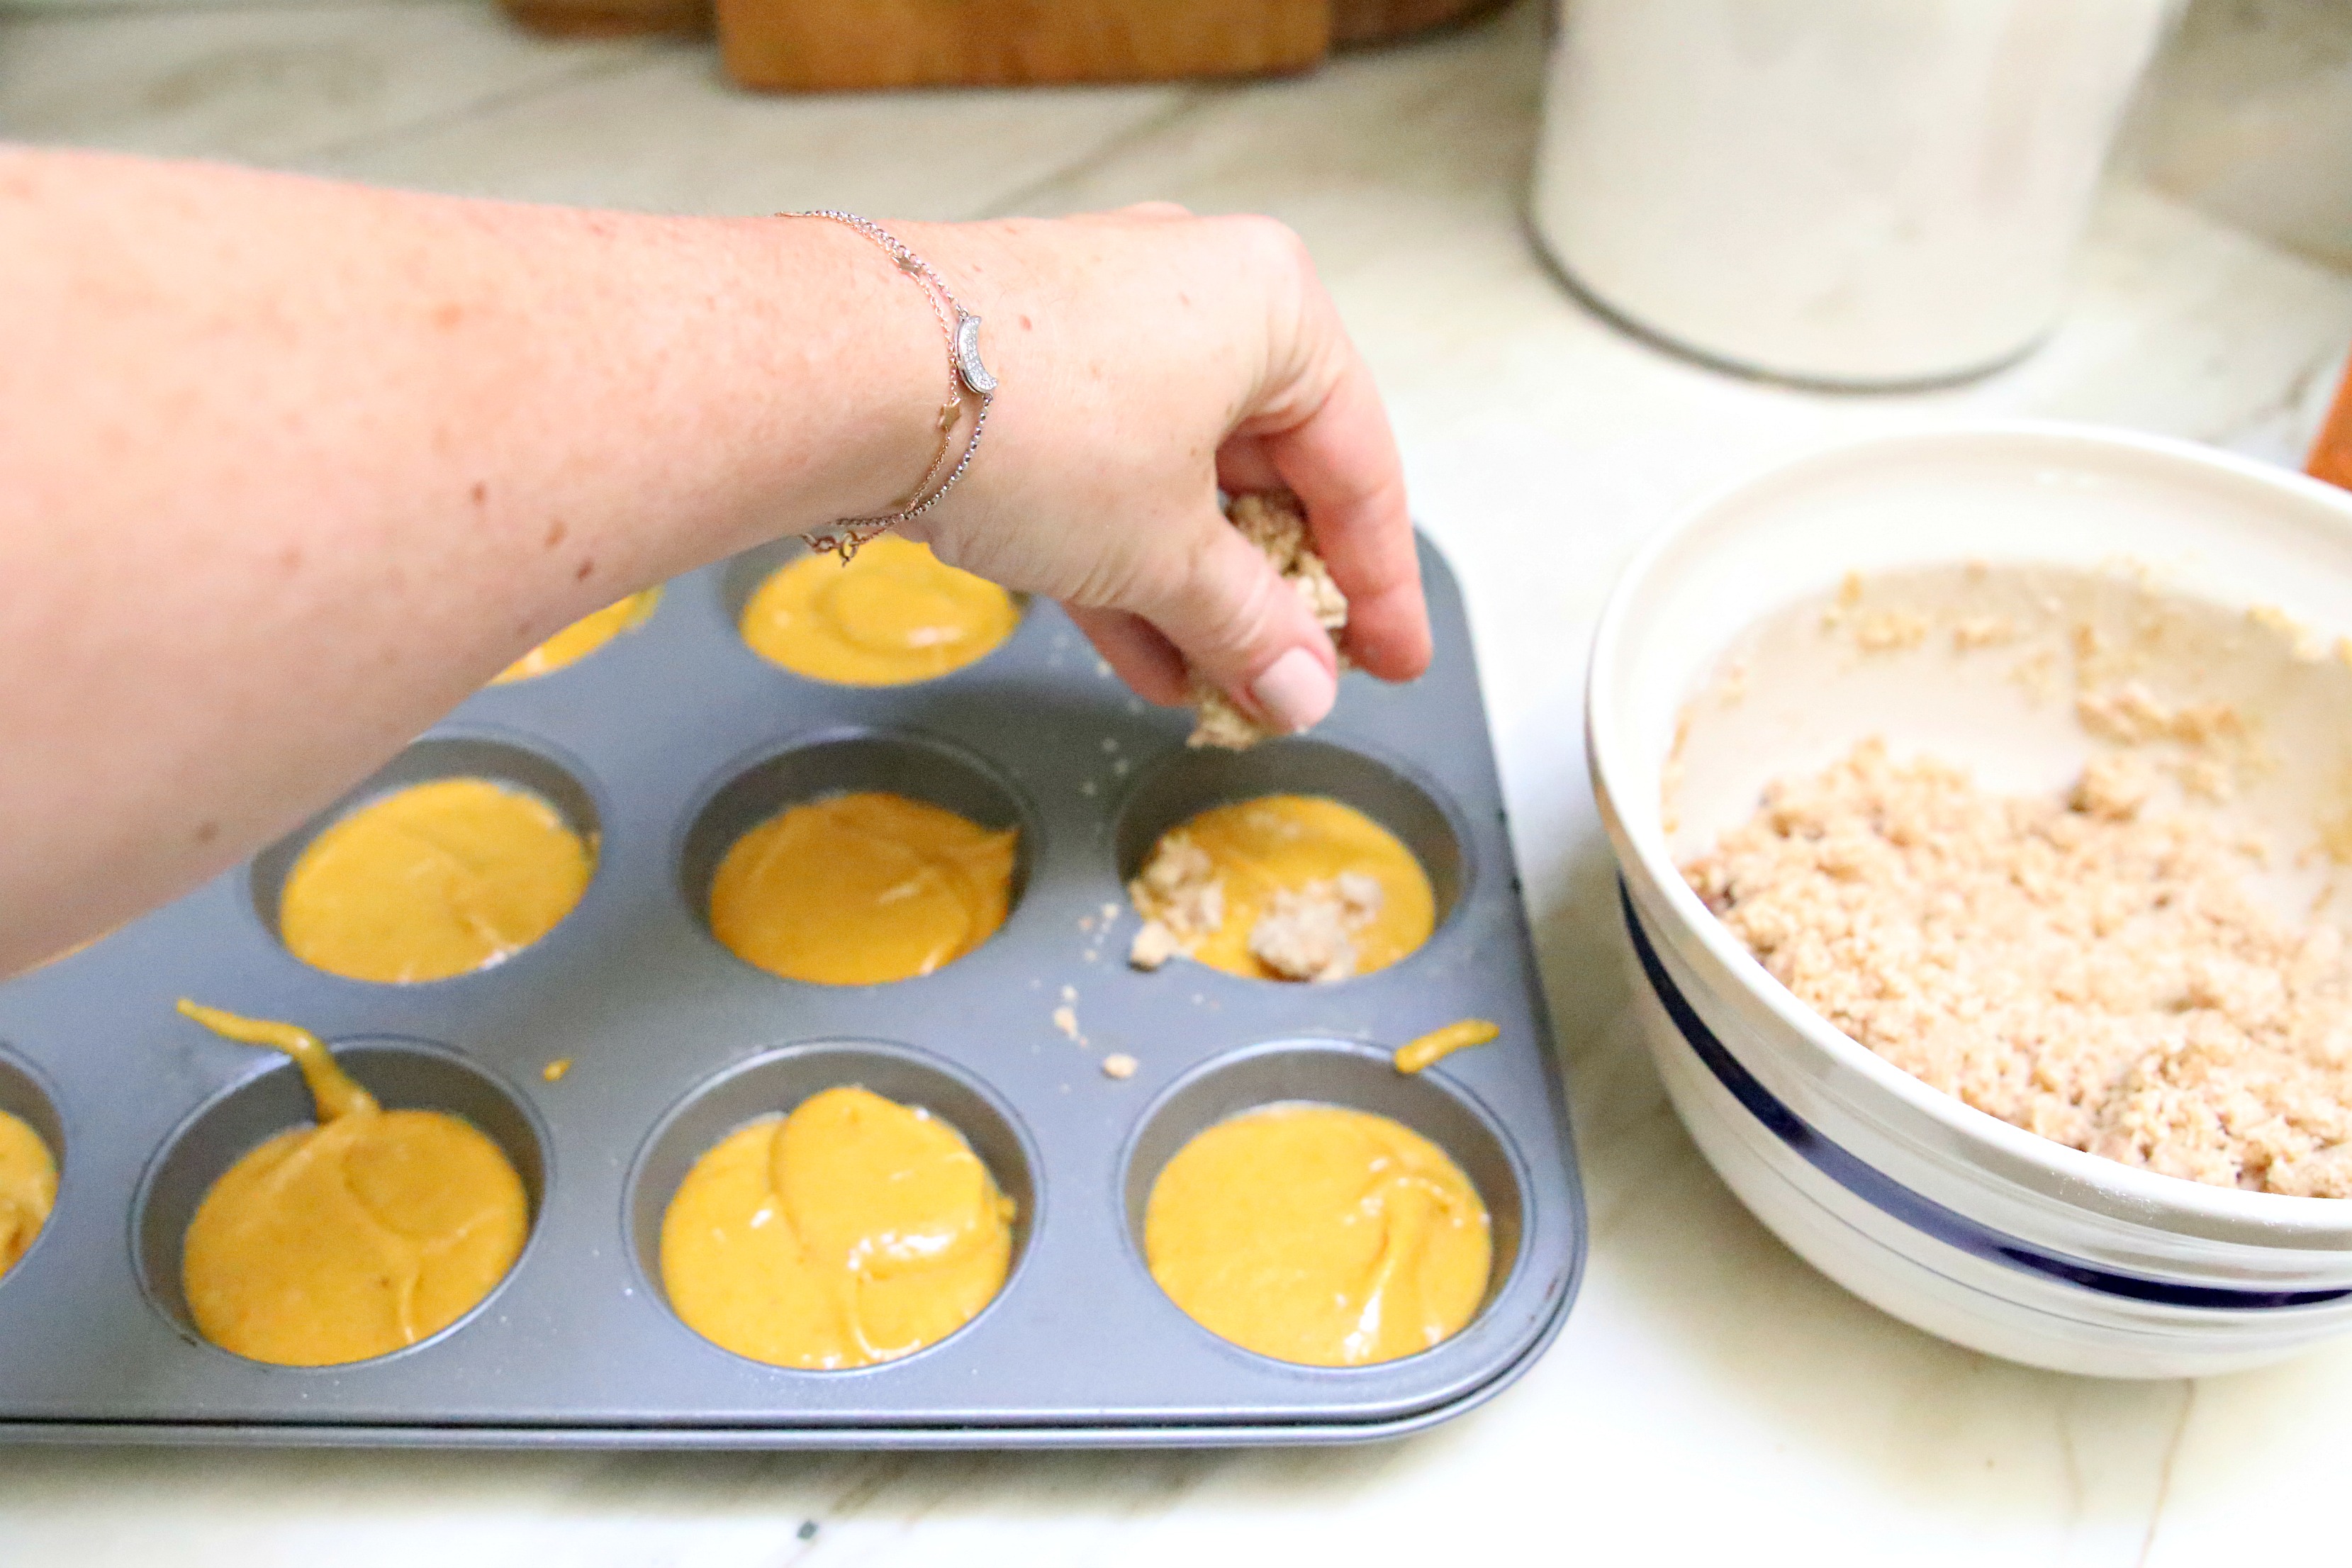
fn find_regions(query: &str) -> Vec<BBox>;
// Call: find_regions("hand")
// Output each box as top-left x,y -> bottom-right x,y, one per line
892,206 -> 1430,732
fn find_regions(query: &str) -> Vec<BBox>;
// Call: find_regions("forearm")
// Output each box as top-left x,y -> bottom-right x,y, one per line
0,147 -> 937,970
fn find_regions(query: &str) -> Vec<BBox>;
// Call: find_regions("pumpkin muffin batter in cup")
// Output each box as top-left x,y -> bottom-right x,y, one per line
1127,795 -> 1435,982
278,776 -> 595,984
661,1085 -> 1017,1368
491,588 -> 660,683
708,792 -> 1016,985
174,1001 -> 530,1367
0,1110 -> 56,1277
1146,1102 -> 1491,1366
740,536 -> 1017,685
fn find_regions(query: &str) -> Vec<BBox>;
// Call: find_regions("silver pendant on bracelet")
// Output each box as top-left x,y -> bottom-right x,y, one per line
795,211 -> 995,561
953,310 -> 997,396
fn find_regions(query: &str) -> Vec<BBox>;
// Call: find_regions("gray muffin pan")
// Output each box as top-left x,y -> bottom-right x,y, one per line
0,534 -> 1584,1447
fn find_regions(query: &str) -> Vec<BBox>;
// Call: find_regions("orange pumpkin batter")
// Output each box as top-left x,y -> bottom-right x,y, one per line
661,1085 -> 1015,1369
709,792 -> 1015,985
493,588 -> 661,683
739,536 -> 1017,685
177,1001 -> 530,1367
0,1110 -> 57,1277
279,777 -> 594,984
1146,1102 -> 1490,1367
1129,795 -> 1435,981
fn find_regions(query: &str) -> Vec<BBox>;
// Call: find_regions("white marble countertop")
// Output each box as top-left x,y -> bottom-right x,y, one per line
4,2 -> 2351,1562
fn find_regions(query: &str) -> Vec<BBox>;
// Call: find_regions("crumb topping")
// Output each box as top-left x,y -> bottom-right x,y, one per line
1126,831 -> 1226,970
1684,739 -> 2352,1197
1246,873 -> 1383,983
1188,492 -> 1350,750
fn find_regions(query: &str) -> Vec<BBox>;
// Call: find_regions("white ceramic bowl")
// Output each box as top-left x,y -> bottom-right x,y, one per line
1588,422 -> 2352,1377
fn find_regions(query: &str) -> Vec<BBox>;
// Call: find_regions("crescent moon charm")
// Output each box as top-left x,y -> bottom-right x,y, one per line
953,311 -> 997,396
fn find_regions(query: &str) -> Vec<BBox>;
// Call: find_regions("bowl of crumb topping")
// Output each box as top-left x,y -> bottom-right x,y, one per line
1589,422 -> 2352,1377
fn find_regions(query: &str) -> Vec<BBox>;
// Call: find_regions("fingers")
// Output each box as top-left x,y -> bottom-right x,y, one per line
1253,352 -> 1430,683
1214,233 -> 1430,685
1064,604 -> 1190,705
1122,501 -> 1340,734
1219,366 -> 1428,681
922,205 -> 1423,734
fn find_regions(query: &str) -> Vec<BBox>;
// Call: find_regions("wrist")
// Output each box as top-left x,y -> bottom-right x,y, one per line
722,213 -> 957,544
792,213 -> 998,556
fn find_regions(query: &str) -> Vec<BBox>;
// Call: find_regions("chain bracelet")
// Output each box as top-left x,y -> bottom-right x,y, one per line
795,211 -> 998,561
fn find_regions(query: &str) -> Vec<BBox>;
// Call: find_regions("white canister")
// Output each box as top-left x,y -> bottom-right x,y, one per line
1530,0 -> 2176,388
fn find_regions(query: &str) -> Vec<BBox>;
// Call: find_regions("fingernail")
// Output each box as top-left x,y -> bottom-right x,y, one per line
1250,648 -> 1338,734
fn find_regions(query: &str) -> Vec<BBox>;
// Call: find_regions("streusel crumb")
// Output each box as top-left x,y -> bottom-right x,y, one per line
1187,492 -> 1349,750
1246,873 -> 1383,983
1684,739 -> 2352,1196
1127,831 -> 1226,970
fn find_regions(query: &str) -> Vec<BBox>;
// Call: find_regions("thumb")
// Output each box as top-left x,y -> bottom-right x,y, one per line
1129,503 -> 1340,735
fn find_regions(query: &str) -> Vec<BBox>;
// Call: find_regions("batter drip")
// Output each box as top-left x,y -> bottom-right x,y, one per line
740,535 -> 1018,685
661,1085 -> 1016,1368
1129,795 -> 1435,981
177,1001 -> 529,1367
709,792 -> 1016,985
280,776 -> 594,983
1394,1019 -> 1499,1075
0,1109 -> 57,1277
1146,1103 -> 1490,1367
493,588 -> 661,683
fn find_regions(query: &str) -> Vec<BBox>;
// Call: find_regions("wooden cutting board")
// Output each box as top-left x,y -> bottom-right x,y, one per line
2314,359 -> 2352,491
719,0 -> 1328,91
502,0 -> 706,36
1330,0 -> 1496,45
495,0 -> 1506,85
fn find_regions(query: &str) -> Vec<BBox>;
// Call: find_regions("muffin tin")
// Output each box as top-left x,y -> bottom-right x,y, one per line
0,534 -> 1584,1446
